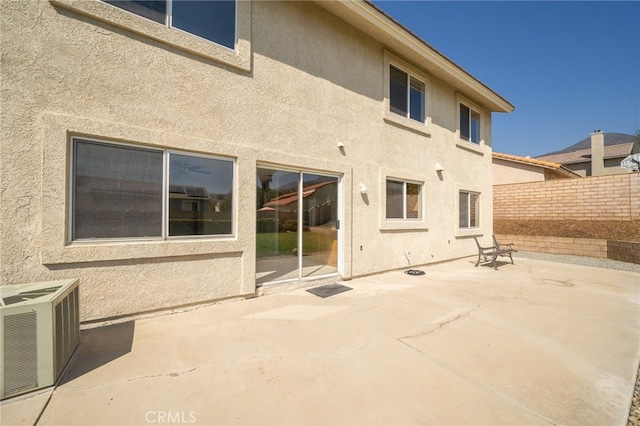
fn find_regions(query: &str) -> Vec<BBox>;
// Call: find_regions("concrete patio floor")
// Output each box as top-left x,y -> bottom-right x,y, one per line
2,256 -> 639,425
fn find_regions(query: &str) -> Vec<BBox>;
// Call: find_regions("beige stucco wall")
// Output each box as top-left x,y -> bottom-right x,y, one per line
1,0 -> 497,321
492,159 -> 546,185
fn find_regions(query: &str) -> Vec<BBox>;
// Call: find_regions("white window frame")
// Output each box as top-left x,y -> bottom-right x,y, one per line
389,65 -> 426,123
458,190 -> 480,229
379,168 -> 428,232
455,94 -> 485,155
385,179 -> 423,221
383,51 -> 431,137
70,137 -> 236,242
459,103 -> 480,144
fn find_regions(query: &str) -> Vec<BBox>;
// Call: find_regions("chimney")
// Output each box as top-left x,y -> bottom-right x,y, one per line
590,130 -> 605,176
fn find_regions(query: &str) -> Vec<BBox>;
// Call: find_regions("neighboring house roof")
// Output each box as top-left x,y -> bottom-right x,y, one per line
492,152 -> 580,178
169,185 -> 210,200
535,142 -> 634,165
264,181 -> 336,208
315,1 -> 514,113
537,132 -> 635,156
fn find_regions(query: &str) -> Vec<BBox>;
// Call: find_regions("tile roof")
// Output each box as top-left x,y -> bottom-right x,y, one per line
493,152 -> 562,169
263,181 -> 336,207
492,152 -> 581,178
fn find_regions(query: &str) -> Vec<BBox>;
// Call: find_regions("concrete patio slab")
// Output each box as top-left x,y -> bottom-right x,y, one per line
2,256 -> 638,425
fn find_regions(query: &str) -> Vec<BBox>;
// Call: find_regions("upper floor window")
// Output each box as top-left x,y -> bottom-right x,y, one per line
459,191 -> 479,228
103,0 -> 236,49
386,179 -> 422,220
72,138 -> 234,241
460,103 -> 480,144
390,65 -> 425,123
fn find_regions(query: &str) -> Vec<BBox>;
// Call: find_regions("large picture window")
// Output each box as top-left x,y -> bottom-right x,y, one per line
386,179 -> 422,220
103,0 -> 237,49
72,138 -> 234,241
459,191 -> 479,228
460,103 -> 481,144
390,65 -> 425,123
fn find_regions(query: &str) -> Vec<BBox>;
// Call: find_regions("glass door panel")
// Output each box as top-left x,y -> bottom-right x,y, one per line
301,174 -> 338,278
256,168 -> 300,284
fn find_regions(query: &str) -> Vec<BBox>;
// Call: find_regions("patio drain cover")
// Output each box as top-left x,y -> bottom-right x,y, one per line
306,284 -> 353,298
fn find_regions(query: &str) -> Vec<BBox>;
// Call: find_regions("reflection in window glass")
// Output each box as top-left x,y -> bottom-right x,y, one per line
469,192 -> 479,227
460,104 -> 470,141
103,0 -> 166,24
72,138 -> 234,240
168,153 -> 233,236
102,0 -> 236,49
470,110 -> 481,144
390,65 -> 426,123
409,77 -> 425,122
386,180 -> 422,220
406,182 -> 421,219
172,0 -> 236,49
389,66 -> 408,117
73,140 -> 163,239
459,191 -> 479,228
460,104 -> 480,144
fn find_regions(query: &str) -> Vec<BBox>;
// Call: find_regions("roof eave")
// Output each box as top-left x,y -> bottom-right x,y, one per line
315,0 -> 514,113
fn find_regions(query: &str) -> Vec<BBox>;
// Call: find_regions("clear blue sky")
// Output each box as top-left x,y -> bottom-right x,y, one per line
372,1 -> 640,157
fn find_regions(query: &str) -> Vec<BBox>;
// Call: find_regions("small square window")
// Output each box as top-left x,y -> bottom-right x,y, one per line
386,179 -> 422,220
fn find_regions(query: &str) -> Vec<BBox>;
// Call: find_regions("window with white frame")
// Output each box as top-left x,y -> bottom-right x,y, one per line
103,0 -> 237,49
460,103 -> 480,144
386,179 -> 422,220
459,191 -> 479,228
72,138 -> 234,240
389,65 -> 426,123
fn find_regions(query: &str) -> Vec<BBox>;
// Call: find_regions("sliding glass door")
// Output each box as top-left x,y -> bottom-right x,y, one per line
256,168 -> 339,285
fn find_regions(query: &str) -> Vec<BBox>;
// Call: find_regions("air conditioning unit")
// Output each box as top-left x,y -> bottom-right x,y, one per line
0,279 -> 80,400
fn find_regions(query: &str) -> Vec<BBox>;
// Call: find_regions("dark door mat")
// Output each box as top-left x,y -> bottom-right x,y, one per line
306,283 -> 353,298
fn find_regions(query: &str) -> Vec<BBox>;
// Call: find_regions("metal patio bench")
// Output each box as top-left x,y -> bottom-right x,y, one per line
493,235 -> 518,265
473,236 -> 517,270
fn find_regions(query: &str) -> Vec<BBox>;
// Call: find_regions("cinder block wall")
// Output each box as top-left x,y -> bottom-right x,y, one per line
494,173 -> 640,264
494,173 -> 640,221
495,235 -> 608,258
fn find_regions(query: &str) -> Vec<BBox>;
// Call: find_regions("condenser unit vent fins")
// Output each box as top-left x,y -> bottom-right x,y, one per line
3,311 -> 38,395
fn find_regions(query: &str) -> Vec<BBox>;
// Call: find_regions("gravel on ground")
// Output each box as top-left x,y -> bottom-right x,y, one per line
514,251 -> 640,273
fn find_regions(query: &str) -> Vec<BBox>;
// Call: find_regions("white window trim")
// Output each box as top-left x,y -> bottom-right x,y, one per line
385,179 -> 422,221
379,169 -> 428,232
70,137 -> 236,243
40,113 -> 251,266
456,189 -> 482,238
383,51 -> 431,138
455,93 -> 486,155
49,0 -> 251,72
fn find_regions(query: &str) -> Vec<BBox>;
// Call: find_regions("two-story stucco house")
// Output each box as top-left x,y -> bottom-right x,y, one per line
0,0 -> 513,322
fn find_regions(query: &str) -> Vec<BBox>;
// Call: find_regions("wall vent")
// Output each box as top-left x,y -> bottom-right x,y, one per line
0,279 -> 79,400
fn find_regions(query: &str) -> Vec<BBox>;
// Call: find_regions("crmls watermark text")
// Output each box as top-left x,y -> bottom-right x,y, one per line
145,411 -> 196,424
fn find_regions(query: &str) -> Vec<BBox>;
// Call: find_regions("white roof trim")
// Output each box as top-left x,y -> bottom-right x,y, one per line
316,0 -> 514,113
